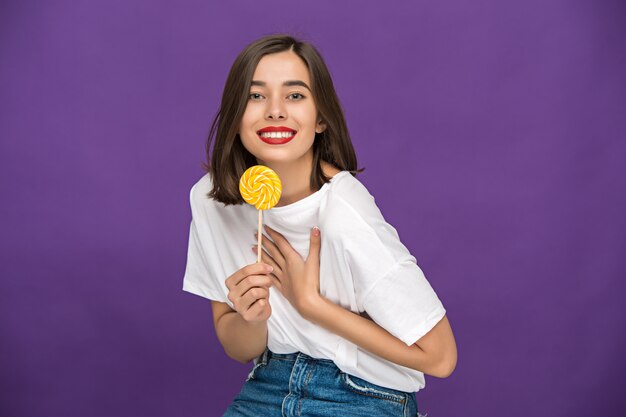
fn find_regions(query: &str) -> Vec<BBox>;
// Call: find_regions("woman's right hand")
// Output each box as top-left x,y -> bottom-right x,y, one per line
225,263 -> 275,322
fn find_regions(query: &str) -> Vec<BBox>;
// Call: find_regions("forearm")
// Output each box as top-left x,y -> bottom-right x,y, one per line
304,296 -> 445,377
215,312 -> 268,364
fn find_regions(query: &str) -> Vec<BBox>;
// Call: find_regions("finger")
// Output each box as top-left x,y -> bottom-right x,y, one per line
255,233 -> 286,270
252,245 -> 282,276
228,274 -> 272,306
245,298 -> 271,321
242,286 -> 269,305
263,225 -> 299,260
226,262 -> 273,289
242,274 -> 274,292
226,264 -> 271,290
269,272 -> 283,293
305,226 -> 321,265
239,286 -> 270,313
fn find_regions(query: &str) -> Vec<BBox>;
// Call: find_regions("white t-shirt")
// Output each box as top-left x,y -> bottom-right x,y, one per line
182,170 -> 446,392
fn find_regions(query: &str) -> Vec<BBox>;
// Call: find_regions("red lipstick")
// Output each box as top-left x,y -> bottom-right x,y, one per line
257,126 -> 297,145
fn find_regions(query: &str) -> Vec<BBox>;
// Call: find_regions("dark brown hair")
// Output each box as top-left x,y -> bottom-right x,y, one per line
203,33 -> 363,205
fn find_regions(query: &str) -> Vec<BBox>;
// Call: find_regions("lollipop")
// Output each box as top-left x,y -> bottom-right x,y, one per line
239,165 -> 282,262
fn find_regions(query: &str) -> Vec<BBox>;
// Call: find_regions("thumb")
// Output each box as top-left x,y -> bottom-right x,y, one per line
306,226 -> 321,264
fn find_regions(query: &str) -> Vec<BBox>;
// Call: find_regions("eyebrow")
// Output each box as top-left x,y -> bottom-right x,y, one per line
250,80 -> 311,92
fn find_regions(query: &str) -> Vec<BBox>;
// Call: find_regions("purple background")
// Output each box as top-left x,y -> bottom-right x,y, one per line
1,0 -> 625,416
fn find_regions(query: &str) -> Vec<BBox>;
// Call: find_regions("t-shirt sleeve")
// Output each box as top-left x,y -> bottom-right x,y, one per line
360,259 -> 447,346
330,191 -> 446,347
182,182 -> 234,308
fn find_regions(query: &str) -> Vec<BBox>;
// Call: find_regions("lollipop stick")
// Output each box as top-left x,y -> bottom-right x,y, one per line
257,210 -> 263,263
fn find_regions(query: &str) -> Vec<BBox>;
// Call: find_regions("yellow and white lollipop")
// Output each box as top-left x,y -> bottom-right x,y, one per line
239,165 -> 282,262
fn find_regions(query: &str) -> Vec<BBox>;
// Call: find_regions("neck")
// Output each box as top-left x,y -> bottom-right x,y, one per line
258,152 -> 315,207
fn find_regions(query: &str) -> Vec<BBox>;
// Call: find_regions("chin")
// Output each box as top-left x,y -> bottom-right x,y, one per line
257,150 -> 311,165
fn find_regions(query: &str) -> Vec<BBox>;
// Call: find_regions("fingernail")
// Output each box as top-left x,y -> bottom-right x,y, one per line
267,265 -> 273,273
312,226 -> 320,236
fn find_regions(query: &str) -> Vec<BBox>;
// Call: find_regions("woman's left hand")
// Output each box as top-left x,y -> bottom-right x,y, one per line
253,225 -> 322,320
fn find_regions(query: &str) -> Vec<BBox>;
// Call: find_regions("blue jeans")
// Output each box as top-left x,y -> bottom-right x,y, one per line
222,347 -> 424,417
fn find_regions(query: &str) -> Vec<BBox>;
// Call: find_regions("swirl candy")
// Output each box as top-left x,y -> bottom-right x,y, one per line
239,165 -> 282,210
239,165 -> 282,262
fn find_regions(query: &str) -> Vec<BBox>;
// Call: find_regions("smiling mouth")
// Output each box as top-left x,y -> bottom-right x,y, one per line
257,131 -> 297,145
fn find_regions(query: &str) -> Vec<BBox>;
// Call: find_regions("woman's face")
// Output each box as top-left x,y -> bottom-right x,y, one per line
238,50 -> 326,166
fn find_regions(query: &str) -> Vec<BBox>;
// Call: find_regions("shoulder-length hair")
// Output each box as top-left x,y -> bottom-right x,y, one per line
203,33 -> 363,205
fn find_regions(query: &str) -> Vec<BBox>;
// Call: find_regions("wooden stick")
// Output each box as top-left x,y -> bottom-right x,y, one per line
257,210 -> 263,263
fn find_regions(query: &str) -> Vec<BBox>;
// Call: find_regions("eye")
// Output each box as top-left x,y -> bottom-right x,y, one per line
289,92 -> 305,100
249,93 -> 263,100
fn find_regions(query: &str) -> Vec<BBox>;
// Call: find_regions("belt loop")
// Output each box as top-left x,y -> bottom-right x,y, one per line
260,347 -> 270,365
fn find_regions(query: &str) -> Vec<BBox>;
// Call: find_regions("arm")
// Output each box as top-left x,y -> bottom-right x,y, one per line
259,225 -> 457,377
304,297 -> 457,378
211,300 -> 268,364
211,263 -> 276,364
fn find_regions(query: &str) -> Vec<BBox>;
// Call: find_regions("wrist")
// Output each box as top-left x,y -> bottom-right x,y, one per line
302,294 -> 327,323
245,318 -> 268,331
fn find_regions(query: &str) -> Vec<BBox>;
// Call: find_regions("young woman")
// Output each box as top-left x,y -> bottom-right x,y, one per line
183,34 -> 457,417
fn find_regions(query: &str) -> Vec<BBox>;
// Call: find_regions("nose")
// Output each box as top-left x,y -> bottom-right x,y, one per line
265,95 -> 286,120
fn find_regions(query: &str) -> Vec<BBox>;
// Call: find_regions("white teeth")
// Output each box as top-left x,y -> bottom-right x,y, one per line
259,131 -> 294,138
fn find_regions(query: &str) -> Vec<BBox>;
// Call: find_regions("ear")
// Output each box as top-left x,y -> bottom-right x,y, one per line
315,118 -> 327,134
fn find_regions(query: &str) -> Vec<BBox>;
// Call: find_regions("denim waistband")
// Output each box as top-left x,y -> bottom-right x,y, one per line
262,348 -> 336,364
240,347 -> 420,417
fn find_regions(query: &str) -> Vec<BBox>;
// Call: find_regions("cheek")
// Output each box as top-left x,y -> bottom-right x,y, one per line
237,120 -> 254,148
239,131 -> 257,152
298,105 -> 320,127
240,102 -> 263,124
239,112 -> 259,139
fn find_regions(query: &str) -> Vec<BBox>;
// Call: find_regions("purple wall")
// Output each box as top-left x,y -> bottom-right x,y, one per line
1,0 -> 625,416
